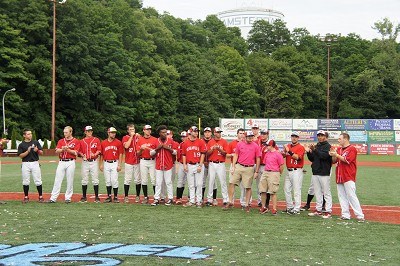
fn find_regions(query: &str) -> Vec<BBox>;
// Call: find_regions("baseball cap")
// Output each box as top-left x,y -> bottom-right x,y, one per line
189,126 -> 198,132
214,127 -> 223,133
317,130 -> 328,136
107,127 -> 117,133
167,130 -> 171,135
84,126 -> 93,131
143,125 -> 152,130
260,129 -> 269,135
245,130 -> 254,137
291,131 -> 300,137
251,123 -> 259,129
180,131 -> 188,137
204,127 -> 211,132
266,139 -> 275,146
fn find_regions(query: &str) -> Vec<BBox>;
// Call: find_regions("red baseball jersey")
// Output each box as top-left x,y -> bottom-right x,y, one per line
136,136 -> 157,159
203,138 -> 212,163
285,143 -> 305,168
335,145 -> 357,184
207,138 -> 228,162
154,138 -> 178,170
182,138 -> 207,163
259,141 -> 268,164
80,136 -> 101,160
122,135 -> 140,165
177,142 -> 185,163
57,138 -> 81,160
101,138 -> 123,161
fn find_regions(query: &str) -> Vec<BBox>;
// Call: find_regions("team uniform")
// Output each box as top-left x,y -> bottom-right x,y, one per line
137,135 -> 157,196
80,136 -> 101,201
122,134 -> 141,202
202,137 -> 217,202
50,138 -> 81,202
175,137 -> 187,204
17,140 -> 43,202
101,138 -> 124,202
335,145 -> 364,220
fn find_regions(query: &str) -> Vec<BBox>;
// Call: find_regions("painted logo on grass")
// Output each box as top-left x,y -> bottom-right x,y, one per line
0,243 -> 210,265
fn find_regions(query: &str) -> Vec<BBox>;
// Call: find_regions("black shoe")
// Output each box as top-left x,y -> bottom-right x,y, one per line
165,199 -> 173,206
65,199 -> 71,204
46,200 -> 56,203
151,200 -> 159,206
80,197 -> 87,203
300,205 -> 310,211
104,197 -> 112,203
113,197 -> 120,203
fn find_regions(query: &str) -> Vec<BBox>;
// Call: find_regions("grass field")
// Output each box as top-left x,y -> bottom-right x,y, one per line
0,155 -> 399,265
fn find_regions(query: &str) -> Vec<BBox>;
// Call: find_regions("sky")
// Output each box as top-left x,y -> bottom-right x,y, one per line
143,0 -> 400,40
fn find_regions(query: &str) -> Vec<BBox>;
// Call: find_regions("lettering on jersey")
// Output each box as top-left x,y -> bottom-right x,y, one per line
68,143 -> 76,148
0,243 -> 210,265
91,143 -> 98,148
186,146 -> 200,151
105,146 -> 118,152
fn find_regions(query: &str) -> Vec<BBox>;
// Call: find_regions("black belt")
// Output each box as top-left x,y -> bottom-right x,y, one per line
85,159 -> 96,162
287,168 -> 301,171
24,160 -> 38,162
60,159 -> 74,161
260,164 -> 265,166
142,158 -> 154,160
238,163 -> 254,167
210,161 -> 225,163
105,160 -> 117,163
188,162 -> 198,165
266,170 -> 278,172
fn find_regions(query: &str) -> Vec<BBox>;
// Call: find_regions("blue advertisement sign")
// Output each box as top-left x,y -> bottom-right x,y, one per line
367,119 -> 393,130
348,131 -> 368,142
341,119 -> 367,130
318,119 -> 342,130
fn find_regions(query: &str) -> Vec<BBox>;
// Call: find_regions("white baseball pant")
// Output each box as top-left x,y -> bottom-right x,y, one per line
284,169 -> 304,212
311,175 -> 332,213
187,164 -> 204,204
50,160 -> 76,201
22,161 -> 42,186
154,169 -> 173,200
140,159 -> 155,186
207,162 -> 228,202
81,160 -> 99,186
337,181 -> 364,220
104,161 -> 119,188
124,163 -> 140,185
176,162 -> 187,187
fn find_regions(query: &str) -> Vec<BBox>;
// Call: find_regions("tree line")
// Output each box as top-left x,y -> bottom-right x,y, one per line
1,0 -> 399,140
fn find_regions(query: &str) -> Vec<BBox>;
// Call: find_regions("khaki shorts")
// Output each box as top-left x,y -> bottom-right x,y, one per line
230,164 -> 254,188
259,171 -> 280,194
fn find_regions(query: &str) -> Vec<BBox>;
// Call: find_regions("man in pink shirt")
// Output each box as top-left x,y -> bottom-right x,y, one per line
224,131 -> 261,212
259,139 -> 284,215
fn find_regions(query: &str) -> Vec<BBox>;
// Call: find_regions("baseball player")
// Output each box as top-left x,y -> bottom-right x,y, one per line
150,125 -> 178,206
251,123 -> 261,144
205,127 -> 229,206
330,133 -> 365,222
79,126 -> 101,203
99,127 -> 124,203
122,124 -> 141,203
17,129 -> 44,203
181,126 -> 207,207
202,127 -> 217,204
282,131 -> 305,214
136,124 -> 157,204
175,131 -> 188,204
224,130 -> 261,212
48,126 -> 81,203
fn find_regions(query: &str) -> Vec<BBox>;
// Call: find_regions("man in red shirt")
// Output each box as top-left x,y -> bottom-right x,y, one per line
330,133 -> 365,222
202,127 -> 217,205
136,125 -> 157,204
79,126 -> 101,203
122,124 -> 141,203
282,131 -> 305,214
48,126 -> 81,203
182,126 -> 207,207
150,125 -> 178,206
100,127 -> 123,203
175,131 -> 188,205
205,127 -> 229,206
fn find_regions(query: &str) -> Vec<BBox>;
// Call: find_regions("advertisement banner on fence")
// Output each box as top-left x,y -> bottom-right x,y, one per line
396,131 -> 400,142
368,119 -> 393,130
318,119 -> 342,130
298,131 -> 317,141
367,131 -> 395,142
394,119 -> 400,130
341,119 -> 367,130
292,119 -> 318,130
327,131 -> 342,140
269,119 -> 292,130
370,144 -> 395,155
269,130 -> 291,142
220,119 -> 244,140
353,143 -> 368,154
244,119 -> 268,130
397,144 -> 400,155
348,131 -> 367,142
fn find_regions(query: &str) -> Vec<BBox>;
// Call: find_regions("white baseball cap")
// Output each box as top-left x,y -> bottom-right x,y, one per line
143,125 -> 152,130
180,131 -> 188,137
291,131 -> 300,137
107,127 -> 117,133
214,127 -> 223,133
84,126 -> 93,131
252,123 -> 259,129
245,130 -> 254,137
204,127 -> 212,132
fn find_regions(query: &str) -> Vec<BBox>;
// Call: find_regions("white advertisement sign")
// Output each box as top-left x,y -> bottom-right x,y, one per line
395,131 -> 400,142
269,119 -> 292,130
292,119 -> 318,130
394,120 -> 400,130
269,130 -> 291,142
220,119 -> 245,140
327,131 -> 342,141
244,119 -> 268,130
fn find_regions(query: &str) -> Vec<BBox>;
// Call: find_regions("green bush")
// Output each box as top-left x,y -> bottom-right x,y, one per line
42,138 -> 49,149
50,140 -> 56,149
11,129 -> 17,149
32,131 -> 37,141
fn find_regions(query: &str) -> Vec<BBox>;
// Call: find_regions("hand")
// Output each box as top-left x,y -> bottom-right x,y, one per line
196,165 -> 202,173
230,166 -> 235,174
117,165 -> 122,172
329,150 -> 337,156
100,165 -> 104,172
284,144 -> 289,152
184,165 -> 188,173
254,172 -> 258,179
33,146 -> 39,152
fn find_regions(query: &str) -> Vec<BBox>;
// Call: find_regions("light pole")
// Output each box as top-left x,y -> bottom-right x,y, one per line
234,109 -> 243,119
2,88 -> 16,136
321,33 -> 338,119
51,0 -> 67,141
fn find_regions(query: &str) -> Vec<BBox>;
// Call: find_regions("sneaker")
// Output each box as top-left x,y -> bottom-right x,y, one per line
22,197 -> 29,203
196,203 -> 203,208
165,199 -> 173,206
308,211 -> 322,217
142,197 -> 148,205
65,199 -> 71,204
205,201 -> 212,207
175,199 -> 182,205
257,202 -> 262,207
322,213 -> 332,219
38,197 -> 44,203
46,200 -> 56,203
104,197 -> 112,203
281,208 -> 293,214
338,216 -> 350,220
94,197 -> 101,203
124,197 -> 129,203
222,203 -> 233,210
183,202 -> 194,207
212,199 -> 218,206
113,197 -> 120,203
259,207 -> 269,214
287,209 -> 300,215
80,197 -> 87,203
300,205 -> 310,211
135,196 -> 140,203
271,209 -> 278,216
245,206 -> 251,213
151,200 -> 159,206
357,218 -> 365,223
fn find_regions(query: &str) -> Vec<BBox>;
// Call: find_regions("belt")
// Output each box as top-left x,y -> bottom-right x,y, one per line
105,160 -> 117,163
260,164 -> 265,166
60,159 -> 74,161
238,163 -> 254,167
85,159 -> 96,162
266,170 -> 278,172
210,161 -> 225,163
287,168 -> 301,171
188,162 -> 198,165
142,158 -> 154,160
24,160 -> 38,163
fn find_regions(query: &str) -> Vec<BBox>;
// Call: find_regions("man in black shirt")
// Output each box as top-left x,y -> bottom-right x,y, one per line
17,129 -> 44,203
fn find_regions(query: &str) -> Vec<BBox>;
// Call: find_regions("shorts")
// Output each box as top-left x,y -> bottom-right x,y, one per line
259,171 -> 280,194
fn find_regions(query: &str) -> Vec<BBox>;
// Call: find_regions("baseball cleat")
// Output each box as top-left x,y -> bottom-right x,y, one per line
46,200 -> 56,203
183,202 -> 194,207
151,200 -> 159,206
175,199 -> 182,205
205,202 -> 212,207
212,199 -> 218,206
142,197 -> 148,204
196,203 -> 203,208
338,216 -> 350,220
124,197 -> 129,203
287,209 -> 300,215
300,205 -> 310,211
165,199 -> 173,206
94,197 -> 101,203
135,196 -> 140,203
65,199 -> 71,204
22,197 -> 29,204
357,218 -> 365,223
103,197 -> 112,203
160,199 -> 165,204
38,197 -> 44,203
80,197 -> 87,203
113,197 -> 120,203
322,213 -> 332,219
308,211 -> 323,217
